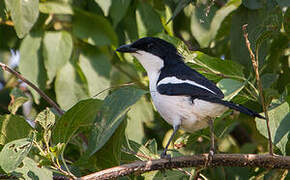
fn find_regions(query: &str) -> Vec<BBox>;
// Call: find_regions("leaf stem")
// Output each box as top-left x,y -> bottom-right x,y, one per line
242,24 -> 273,155
0,62 -> 64,116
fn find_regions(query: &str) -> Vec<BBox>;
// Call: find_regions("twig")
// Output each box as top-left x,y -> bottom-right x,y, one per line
80,154 -> 290,179
242,24 -> 273,155
0,62 -> 64,115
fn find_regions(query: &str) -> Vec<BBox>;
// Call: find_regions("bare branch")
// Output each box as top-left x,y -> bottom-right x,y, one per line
0,62 -> 64,115
80,154 -> 290,180
242,24 -> 273,155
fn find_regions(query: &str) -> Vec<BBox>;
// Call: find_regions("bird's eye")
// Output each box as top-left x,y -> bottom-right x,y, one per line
147,43 -> 153,49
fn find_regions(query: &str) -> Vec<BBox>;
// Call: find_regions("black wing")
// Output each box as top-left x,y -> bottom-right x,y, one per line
157,63 -> 224,99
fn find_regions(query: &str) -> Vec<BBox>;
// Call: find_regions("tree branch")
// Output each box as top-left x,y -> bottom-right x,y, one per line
242,24 -> 273,155
0,62 -> 64,115
80,154 -> 290,180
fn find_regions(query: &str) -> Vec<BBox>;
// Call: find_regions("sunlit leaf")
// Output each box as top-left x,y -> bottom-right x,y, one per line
0,138 -> 32,173
13,157 -> 53,179
5,0 -> 39,38
0,114 -> 32,145
39,1 -> 73,14
19,31 -> 47,104
43,31 -> 73,84
255,102 -> 290,155
217,79 -> 245,101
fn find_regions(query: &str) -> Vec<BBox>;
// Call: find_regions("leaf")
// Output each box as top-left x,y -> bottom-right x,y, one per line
0,138 -> 32,173
13,157 -> 53,179
0,114 -> 32,145
255,102 -> 290,155
109,0 -> 131,27
230,6 -> 282,69
86,87 -> 147,156
261,73 -> 279,89
39,1 -> 73,14
8,88 -> 29,114
186,51 -> 244,78
190,0 -> 241,48
4,0 -> 39,38
72,9 -> 118,46
276,0 -> 290,7
95,0 -> 111,16
53,98 -> 102,146
43,31 -> 73,84
125,140 -> 159,161
217,79 -> 245,101
35,108 -> 55,130
168,0 -> 192,23
78,45 -> 111,99
136,2 -> 163,37
242,0 -> 264,9
126,97 -> 154,143
94,120 -> 127,170
55,60 -> 89,110
19,31 -> 47,104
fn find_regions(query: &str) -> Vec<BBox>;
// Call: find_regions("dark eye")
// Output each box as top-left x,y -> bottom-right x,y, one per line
147,43 -> 154,49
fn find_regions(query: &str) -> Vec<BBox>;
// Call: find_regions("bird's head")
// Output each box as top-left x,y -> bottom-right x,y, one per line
116,37 -> 183,73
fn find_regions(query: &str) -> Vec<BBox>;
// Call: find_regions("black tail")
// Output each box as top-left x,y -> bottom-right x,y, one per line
201,97 -> 265,119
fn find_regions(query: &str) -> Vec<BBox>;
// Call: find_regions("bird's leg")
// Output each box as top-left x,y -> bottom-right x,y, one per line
160,124 -> 180,159
205,118 -> 215,166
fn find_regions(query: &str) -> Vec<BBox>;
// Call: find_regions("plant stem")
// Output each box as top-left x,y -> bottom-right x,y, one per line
242,24 -> 273,155
0,62 -> 64,116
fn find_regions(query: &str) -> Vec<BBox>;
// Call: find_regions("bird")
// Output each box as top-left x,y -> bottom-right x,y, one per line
116,37 -> 265,159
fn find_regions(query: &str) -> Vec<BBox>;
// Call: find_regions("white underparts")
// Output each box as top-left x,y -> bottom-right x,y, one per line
157,76 -> 217,95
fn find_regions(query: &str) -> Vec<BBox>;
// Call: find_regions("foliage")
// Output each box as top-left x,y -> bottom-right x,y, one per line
0,0 -> 289,179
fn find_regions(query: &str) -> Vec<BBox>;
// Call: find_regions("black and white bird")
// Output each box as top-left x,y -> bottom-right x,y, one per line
116,37 -> 264,158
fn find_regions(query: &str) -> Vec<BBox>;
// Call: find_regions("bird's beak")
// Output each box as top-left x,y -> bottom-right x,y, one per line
116,44 -> 137,53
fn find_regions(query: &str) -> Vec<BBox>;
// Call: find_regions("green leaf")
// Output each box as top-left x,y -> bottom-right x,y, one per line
0,138 -> 32,173
109,0 -> 131,27
242,0 -> 264,9
78,45 -> 111,99
13,157 -> 53,179
19,31 -> 47,104
8,88 -> 28,114
39,1 -> 73,14
261,73 -> 279,89
86,87 -> 147,156
0,114 -> 32,145
168,0 -> 192,23
72,9 -> 118,46
276,0 -> 290,7
125,140 -> 159,161
190,0 -> 241,48
230,6 -> 282,69
53,98 -> 102,146
94,120 -> 127,170
217,79 -> 245,101
136,2 -> 163,37
126,97 -> 154,143
35,108 -> 55,130
255,102 -> 290,155
4,0 -> 39,38
55,60 -> 89,110
95,0 -> 111,16
186,51 -> 244,78
43,31 -> 73,84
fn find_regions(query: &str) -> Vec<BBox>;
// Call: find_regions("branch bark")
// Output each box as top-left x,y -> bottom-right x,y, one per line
80,154 -> 290,180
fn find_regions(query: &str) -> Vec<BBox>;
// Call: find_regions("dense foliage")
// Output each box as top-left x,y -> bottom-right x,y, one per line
0,0 -> 289,179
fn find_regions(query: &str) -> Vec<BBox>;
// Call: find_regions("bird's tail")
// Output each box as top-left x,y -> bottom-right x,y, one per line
202,97 -> 265,119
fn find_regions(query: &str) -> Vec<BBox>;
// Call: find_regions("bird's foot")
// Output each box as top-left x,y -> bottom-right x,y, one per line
160,151 -> 171,159
204,148 -> 215,167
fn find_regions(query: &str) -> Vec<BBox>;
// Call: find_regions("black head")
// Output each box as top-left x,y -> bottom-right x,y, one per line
116,37 -> 183,65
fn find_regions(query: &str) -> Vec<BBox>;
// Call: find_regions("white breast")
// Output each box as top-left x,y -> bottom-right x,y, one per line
132,51 -> 227,133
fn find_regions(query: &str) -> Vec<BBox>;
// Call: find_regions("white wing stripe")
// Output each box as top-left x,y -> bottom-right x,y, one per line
157,76 -> 217,95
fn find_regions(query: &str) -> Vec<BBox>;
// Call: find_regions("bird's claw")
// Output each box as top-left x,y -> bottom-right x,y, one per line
160,152 -> 171,159
205,148 -> 215,167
